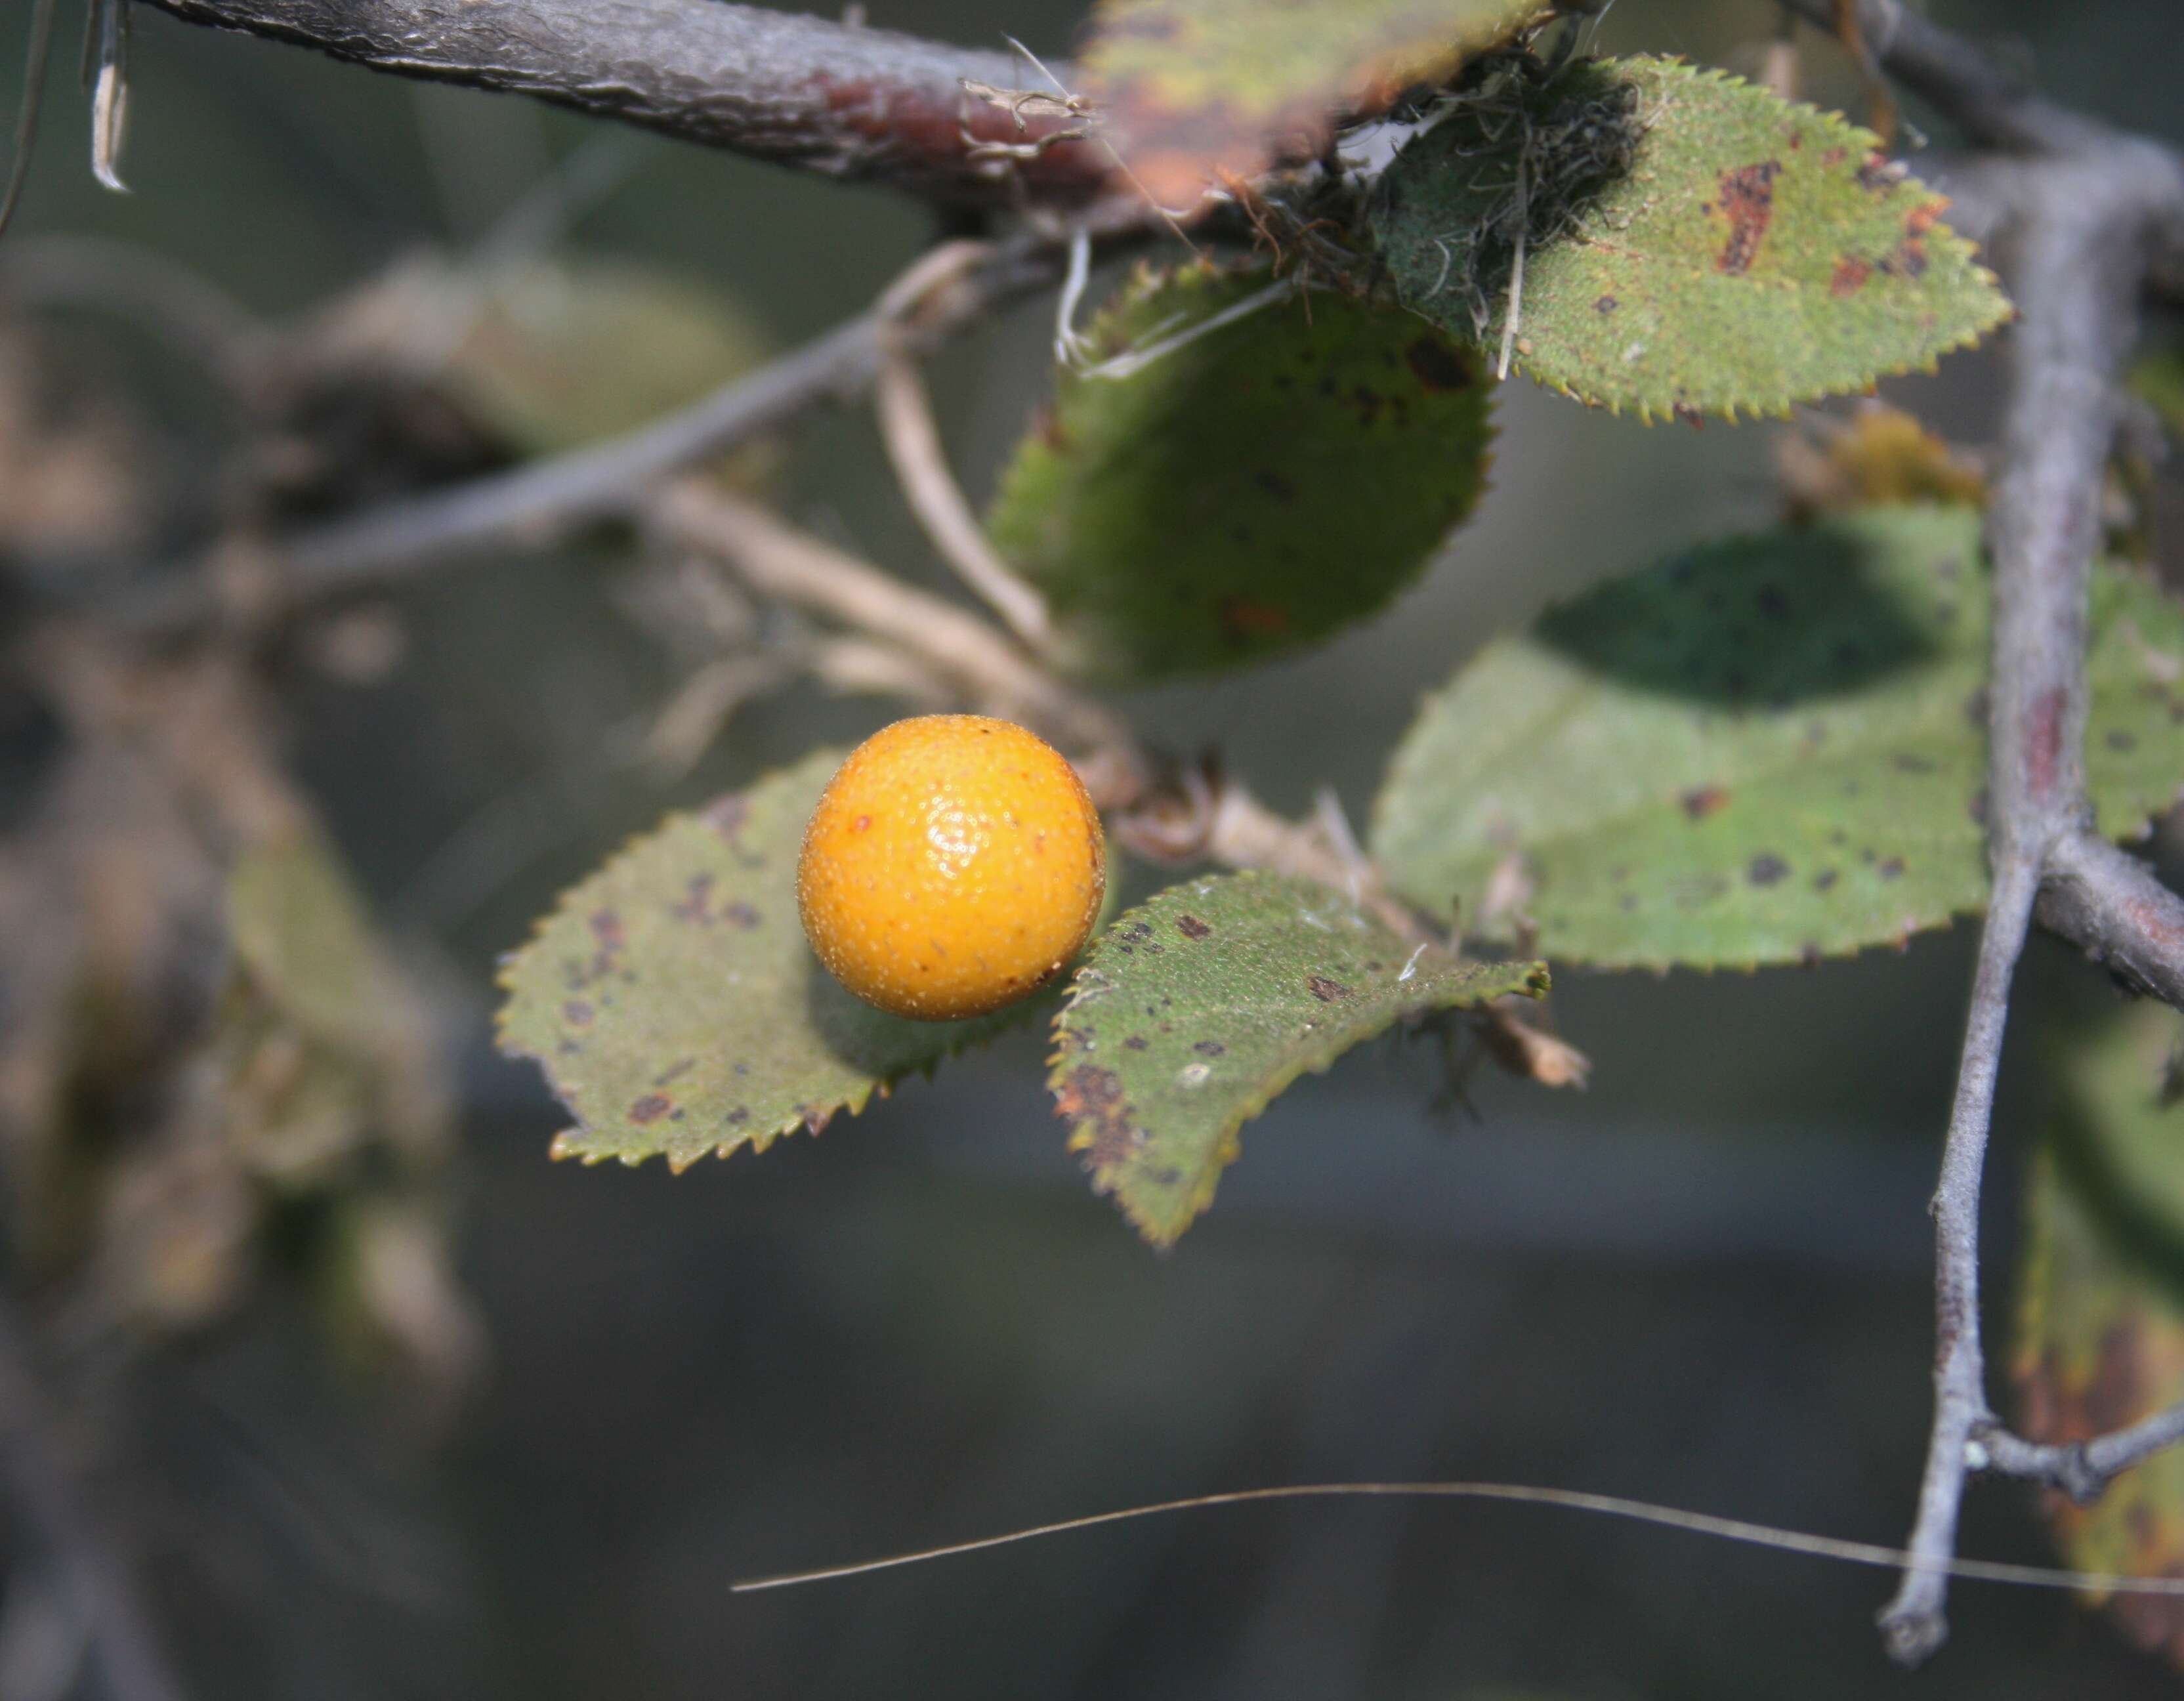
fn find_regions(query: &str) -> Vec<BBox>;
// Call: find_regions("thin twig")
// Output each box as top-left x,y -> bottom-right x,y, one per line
104,245 -> 1064,636
730,1477 -> 2184,1601
872,320 -> 1055,650
1876,852 -> 2037,1663
0,0 -> 61,241
652,482 -> 1131,769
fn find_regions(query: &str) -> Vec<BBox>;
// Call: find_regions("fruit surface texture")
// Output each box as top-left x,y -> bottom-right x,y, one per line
796,716 -> 1106,1020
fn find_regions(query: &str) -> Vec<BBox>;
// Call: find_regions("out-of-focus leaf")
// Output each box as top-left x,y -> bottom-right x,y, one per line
441,257 -> 770,453
221,834 -> 449,1187
2132,338 -> 2184,446
228,833 -> 395,1053
496,751 -> 1043,1171
987,265 -> 1493,681
1082,0 -> 1549,208
1370,506 -> 2184,969
1049,870 -> 1545,1245
1776,404 -> 1987,520
322,253 -> 772,455
1370,55 -> 2011,417
2016,1004 -> 2184,1667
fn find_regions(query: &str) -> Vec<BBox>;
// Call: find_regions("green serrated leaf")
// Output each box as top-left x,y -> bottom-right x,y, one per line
988,265 -> 1494,682
1049,870 -> 1545,1246
1083,0 -> 1549,208
2015,1005 -> 2184,1660
495,752 -> 1041,1171
1370,506 -> 2184,969
1370,54 -> 2011,417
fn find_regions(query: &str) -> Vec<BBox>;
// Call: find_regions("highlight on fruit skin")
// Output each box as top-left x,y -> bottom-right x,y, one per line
795,715 -> 1107,1021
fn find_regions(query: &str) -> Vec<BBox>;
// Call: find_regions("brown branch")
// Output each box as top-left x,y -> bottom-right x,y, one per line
651,481 -> 1135,770
873,345 -> 1055,652
133,0 -> 1108,211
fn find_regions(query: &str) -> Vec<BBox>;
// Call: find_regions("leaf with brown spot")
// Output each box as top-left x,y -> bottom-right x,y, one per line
1049,871 -> 1544,1245
1372,507 -> 2184,969
1370,56 -> 2011,417
2015,1004 -> 2184,1668
497,752 -> 1051,1171
987,263 -> 1494,682
1082,0 -> 1549,209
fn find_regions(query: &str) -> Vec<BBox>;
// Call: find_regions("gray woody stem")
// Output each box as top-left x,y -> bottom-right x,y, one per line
132,0 -> 1106,209
1778,0 -> 2184,1665
0,1300 -> 189,1701
111,243 -> 1065,635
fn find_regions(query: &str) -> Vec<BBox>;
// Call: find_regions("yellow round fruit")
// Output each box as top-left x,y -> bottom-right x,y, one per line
796,715 -> 1106,1021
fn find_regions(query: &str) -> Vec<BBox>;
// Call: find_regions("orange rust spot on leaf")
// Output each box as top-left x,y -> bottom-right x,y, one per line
1830,255 -> 1872,297
1218,594 -> 1292,641
1714,161 -> 1782,276
1058,1062 -> 1142,1176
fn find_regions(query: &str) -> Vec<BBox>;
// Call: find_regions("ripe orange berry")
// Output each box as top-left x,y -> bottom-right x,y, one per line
797,715 -> 1106,1021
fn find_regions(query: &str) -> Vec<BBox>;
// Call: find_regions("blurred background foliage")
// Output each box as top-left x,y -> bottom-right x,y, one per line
1,1 -> 2183,1696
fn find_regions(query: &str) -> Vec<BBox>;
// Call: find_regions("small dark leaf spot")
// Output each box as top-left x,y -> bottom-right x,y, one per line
1879,858 -> 1906,880
2108,730 -> 2139,752
1124,1035 -> 1149,1051
1680,786 -> 1731,820
1594,294 -> 1618,314
1306,975 -> 1351,1003
1830,256 -> 1872,297
1748,855 -> 1789,887
562,999 -> 594,1027
1192,1040 -> 1226,1057
725,1107 -> 748,1125
1813,869 -> 1839,892
629,1094 -> 673,1124
724,901 -> 760,929
654,1059 -> 696,1088
1176,915 -> 1212,940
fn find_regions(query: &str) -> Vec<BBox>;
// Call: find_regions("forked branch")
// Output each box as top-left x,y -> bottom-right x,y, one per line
1777,0 -> 2184,1665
